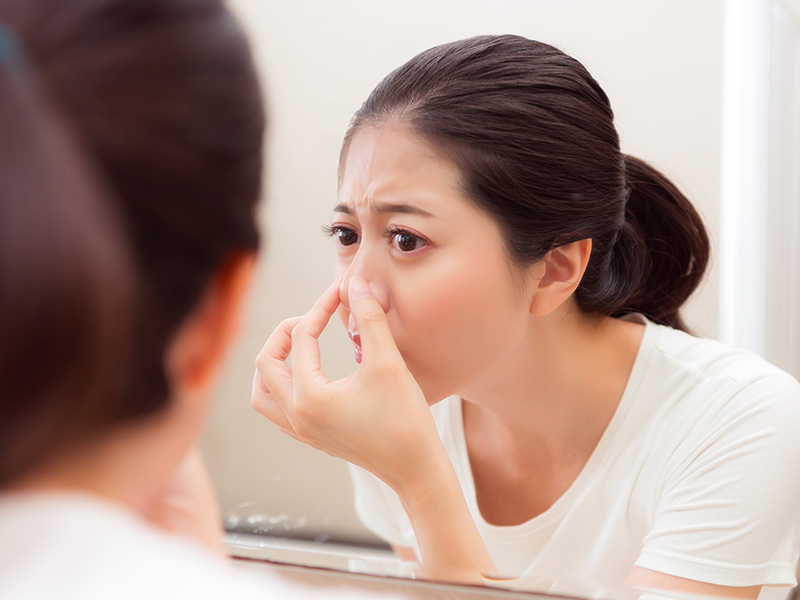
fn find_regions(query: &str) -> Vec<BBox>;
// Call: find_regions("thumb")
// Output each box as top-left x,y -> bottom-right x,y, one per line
348,276 -> 403,367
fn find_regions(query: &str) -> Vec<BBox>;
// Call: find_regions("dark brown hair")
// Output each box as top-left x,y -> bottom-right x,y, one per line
341,35 -> 709,331
0,0 -> 265,486
0,25 -> 133,487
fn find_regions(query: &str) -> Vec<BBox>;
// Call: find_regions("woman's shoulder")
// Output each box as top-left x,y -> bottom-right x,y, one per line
647,319 -> 797,389
638,318 -> 800,426
0,491 -> 276,599
623,322 -> 800,497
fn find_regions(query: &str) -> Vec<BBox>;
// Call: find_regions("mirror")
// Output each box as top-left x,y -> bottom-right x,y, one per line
236,559 -> 648,600
200,0 -> 797,589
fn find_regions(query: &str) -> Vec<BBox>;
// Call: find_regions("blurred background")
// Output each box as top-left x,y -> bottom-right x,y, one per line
201,0 -> 800,554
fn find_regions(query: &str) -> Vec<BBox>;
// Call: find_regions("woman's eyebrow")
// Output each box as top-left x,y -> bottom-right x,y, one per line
333,202 -> 434,217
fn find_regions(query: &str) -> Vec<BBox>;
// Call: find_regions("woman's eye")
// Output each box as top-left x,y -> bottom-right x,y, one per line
390,230 -> 426,252
331,226 -> 358,246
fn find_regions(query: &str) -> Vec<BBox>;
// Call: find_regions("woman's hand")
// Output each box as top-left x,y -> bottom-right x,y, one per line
251,276 -> 496,583
251,275 -> 442,495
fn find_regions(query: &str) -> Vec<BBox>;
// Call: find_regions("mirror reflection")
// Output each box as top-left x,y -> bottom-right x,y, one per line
203,0 -> 800,598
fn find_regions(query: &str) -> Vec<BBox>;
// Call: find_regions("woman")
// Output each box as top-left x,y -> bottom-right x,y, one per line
253,35 -> 800,599
0,1 -> 400,598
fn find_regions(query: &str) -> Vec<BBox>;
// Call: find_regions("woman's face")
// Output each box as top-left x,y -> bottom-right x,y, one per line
333,122 -> 537,404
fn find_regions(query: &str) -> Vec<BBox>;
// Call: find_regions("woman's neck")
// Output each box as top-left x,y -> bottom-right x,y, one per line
9,411 -> 193,514
459,309 -> 645,525
459,309 -> 645,459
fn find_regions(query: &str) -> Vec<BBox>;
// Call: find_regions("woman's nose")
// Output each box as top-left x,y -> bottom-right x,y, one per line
338,257 -> 390,314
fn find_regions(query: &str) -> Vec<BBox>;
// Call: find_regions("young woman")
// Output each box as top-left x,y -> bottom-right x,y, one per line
0,1 -> 402,598
253,35 -> 800,599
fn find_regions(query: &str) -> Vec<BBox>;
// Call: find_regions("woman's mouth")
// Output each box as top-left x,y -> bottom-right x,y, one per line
347,329 -> 363,364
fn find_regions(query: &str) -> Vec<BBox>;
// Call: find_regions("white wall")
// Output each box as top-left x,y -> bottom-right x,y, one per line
201,0 -> 725,545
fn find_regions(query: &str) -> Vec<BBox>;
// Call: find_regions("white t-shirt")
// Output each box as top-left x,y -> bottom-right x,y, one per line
0,491 -> 395,600
350,316 -> 800,595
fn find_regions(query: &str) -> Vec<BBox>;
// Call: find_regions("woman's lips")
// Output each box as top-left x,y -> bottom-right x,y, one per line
347,329 -> 363,364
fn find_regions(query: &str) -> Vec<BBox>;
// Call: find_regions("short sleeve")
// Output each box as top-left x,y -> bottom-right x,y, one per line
348,464 -> 418,550
636,373 -> 800,587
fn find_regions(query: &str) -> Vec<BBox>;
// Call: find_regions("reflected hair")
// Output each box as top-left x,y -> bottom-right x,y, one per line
340,35 -> 709,331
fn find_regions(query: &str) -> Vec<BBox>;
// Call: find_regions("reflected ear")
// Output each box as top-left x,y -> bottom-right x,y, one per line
529,239 -> 592,316
166,252 -> 258,394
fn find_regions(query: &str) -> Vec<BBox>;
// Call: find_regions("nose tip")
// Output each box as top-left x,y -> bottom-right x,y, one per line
338,273 -> 390,314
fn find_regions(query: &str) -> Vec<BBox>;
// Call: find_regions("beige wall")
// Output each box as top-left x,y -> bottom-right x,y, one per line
201,0 -> 724,545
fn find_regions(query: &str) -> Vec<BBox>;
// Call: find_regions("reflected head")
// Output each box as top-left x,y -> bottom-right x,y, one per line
340,34 -> 709,331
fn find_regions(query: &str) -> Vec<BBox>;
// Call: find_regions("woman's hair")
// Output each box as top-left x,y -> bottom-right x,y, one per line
341,35 -> 709,331
0,0 -> 265,486
0,24 -> 134,486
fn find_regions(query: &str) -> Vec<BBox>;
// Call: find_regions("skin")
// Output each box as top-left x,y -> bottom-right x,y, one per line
253,122 -> 761,598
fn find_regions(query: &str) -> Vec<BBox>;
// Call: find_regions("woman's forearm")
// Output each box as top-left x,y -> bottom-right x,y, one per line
395,446 -> 496,584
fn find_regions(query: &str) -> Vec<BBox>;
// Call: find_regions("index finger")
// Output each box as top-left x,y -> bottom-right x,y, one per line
256,316 -> 302,369
291,278 -> 342,380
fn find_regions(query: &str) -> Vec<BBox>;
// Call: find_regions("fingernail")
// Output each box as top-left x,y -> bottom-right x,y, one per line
349,276 -> 372,300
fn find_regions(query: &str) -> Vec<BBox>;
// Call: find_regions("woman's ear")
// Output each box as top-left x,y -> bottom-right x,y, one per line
165,252 -> 257,395
529,238 -> 592,316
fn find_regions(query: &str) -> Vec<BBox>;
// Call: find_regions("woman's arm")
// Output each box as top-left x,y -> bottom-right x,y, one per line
252,276 -> 495,584
625,568 -> 761,599
393,545 -> 418,563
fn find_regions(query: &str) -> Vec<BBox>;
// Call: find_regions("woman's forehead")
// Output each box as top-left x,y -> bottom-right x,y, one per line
337,124 -> 464,213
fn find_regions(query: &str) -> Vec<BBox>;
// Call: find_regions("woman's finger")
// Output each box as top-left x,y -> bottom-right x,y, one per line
347,275 -> 404,369
292,278 -> 342,382
256,316 -> 302,364
250,370 -> 295,433
254,316 -> 302,412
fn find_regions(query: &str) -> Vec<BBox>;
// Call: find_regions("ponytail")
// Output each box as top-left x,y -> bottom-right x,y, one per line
606,155 -> 710,332
0,28 -> 133,487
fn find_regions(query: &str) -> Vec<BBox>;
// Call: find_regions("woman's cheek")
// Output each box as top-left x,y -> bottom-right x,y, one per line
390,279 -> 455,350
